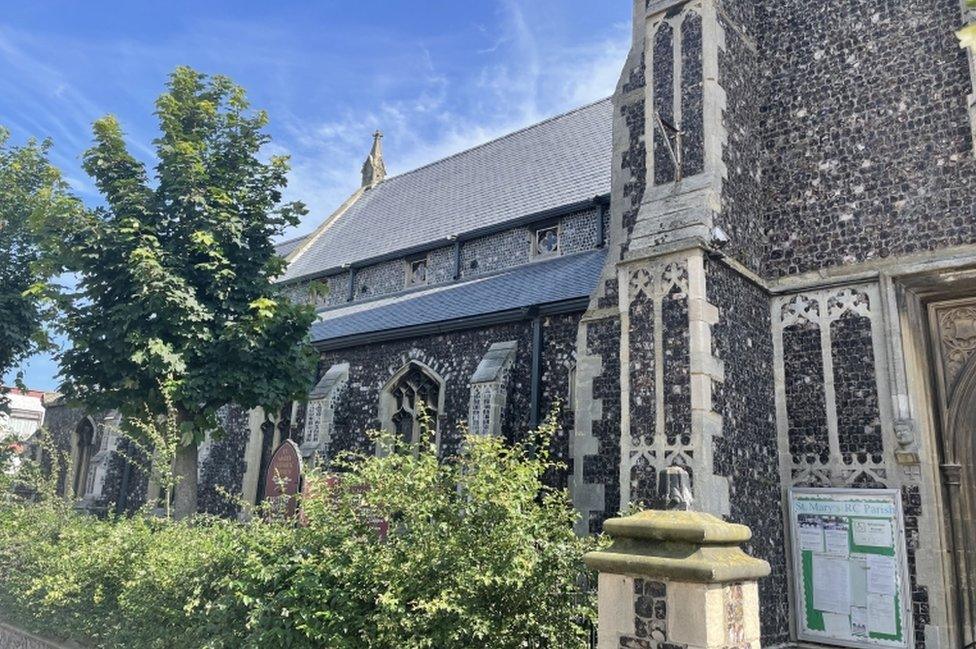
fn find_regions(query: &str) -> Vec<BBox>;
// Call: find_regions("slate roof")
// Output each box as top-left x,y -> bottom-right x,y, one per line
309,249 -> 605,344
274,235 -> 307,258
282,97 -> 613,283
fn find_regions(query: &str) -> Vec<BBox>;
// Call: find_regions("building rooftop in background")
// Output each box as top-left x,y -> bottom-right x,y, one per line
0,388 -> 47,442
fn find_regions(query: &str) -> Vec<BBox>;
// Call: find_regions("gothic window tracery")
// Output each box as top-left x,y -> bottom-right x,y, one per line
389,364 -> 441,445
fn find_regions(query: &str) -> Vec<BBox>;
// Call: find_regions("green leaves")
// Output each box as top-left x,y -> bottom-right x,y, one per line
0,127 -> 81,410
52,67 -> 317,513
959,22 -> 976,51
0,413 -> 599,648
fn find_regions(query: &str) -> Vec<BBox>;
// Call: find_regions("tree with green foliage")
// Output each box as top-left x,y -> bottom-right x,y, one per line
0,128 -> 80,405
46,67 -> 317,518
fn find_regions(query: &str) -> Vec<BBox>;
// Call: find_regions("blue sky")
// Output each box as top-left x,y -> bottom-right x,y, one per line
2,1 -> 630,391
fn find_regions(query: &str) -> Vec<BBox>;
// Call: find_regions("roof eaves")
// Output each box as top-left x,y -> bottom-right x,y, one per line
280,192 -> 609,286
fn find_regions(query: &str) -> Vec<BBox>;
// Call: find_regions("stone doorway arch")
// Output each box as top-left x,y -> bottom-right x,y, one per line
944,352 -> 976,647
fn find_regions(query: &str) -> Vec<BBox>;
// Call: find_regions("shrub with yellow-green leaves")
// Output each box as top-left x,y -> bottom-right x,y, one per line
0,414 -> 599,648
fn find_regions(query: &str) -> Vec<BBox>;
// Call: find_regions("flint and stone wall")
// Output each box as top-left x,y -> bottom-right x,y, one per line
316,313 -> 581,479
0,623 -> 73,649
284,208 -> 604,310
761,0 -> 976,277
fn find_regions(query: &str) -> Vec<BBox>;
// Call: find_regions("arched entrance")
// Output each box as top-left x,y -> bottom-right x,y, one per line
944,353 -> 976,647
930,298 -> 976,647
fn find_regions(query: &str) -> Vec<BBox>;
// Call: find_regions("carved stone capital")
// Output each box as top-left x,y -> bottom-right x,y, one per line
941,463 -> 963,487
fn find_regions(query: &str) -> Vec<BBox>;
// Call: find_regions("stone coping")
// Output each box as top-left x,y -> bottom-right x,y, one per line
584,510 -> 770,584
603,510 -> 752,544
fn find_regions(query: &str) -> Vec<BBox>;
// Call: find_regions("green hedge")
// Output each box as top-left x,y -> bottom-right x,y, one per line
0,421 -> 598,648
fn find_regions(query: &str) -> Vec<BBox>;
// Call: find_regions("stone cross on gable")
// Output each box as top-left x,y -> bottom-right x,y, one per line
361,130 -> 387,189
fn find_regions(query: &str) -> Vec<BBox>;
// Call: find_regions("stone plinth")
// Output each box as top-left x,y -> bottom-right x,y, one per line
584,510 -> 770,649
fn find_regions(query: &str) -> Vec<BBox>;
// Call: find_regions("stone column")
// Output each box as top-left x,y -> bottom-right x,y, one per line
584,509 -> 769,649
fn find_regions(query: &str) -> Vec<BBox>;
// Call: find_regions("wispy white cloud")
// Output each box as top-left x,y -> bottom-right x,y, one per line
277,2 -> 628,238
0,3 -> 628,239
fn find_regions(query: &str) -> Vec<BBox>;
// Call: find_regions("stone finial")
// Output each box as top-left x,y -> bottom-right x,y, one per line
660,465 -> 693,511
361,130 -> 387,189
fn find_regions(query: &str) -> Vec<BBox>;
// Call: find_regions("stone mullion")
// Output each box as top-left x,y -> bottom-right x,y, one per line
771,303 -> 794,485
819,294 -> 843,462
653,271 -> 666,468
671,13 -> 683,159
864,285 -> 899,469
618,265 -> 635,509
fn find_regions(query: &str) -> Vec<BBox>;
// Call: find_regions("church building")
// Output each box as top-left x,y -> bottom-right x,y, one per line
43,1 -> 976,646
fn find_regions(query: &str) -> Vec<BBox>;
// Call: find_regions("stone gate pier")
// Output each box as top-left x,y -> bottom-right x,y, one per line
584,508 -> 770,649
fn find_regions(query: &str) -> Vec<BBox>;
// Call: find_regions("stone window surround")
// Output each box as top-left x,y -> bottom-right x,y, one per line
531,222 -> 561,259
69,416 -> 97,499
300,362 -> 350,458
377,359 -> 446,452
467,341 -> 518,437
71,413 -> 121,504
405,254 -> 429,288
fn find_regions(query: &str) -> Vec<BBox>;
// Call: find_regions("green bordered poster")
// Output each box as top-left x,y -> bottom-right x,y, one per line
788,488 -> 912,649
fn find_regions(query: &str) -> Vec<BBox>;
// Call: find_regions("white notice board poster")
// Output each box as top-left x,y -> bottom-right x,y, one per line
788,488 -> 912,649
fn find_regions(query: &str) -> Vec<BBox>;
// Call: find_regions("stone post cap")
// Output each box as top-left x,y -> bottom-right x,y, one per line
604,510 -> 751,543
584,510 -> 771,584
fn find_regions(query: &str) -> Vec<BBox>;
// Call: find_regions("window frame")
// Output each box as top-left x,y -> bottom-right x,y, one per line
405,254 -> 430,288
531,222 -> 561,259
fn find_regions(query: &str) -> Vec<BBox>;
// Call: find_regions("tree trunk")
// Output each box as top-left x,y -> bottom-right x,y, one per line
172,439 -> 198,520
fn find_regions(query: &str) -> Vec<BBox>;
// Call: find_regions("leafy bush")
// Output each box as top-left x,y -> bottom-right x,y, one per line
0,415 -> 598,648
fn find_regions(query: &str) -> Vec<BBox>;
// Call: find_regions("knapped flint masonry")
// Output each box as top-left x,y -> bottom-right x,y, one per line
43,0 -> 976,646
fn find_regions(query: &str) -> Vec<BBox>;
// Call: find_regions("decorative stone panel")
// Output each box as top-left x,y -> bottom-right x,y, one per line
300,362 -> 350,459
618,251 -> 727,515
772,284 -> 891,488
647,5 -> 704,186
628,0 -> 727,252
931,301 -> 976,399
468,341 -> 517,437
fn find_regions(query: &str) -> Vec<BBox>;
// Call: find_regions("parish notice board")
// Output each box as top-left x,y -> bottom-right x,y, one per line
788,488 -> 911,649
